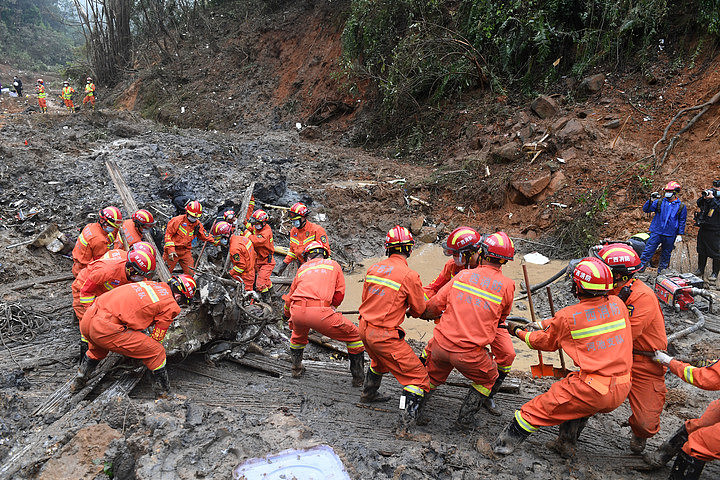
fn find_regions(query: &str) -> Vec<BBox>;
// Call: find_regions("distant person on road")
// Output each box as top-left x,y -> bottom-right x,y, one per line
61,80 -> 76,113
163,200 -> 215,275
36,79 -> 47,113
83,77 -> 96,110
638,181 -> 687,274
13,76 -> 22,97
693,180 -> 720,282
273,202 -> 330,276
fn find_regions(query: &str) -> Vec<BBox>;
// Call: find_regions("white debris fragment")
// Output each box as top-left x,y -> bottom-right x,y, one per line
524,252 -> 550,265
296,122 -> 302,130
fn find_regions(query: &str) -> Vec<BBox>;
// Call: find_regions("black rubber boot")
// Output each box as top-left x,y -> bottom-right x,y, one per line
348,352 -> 365,387
630,434 -> 648,454
669,451 -> 706,480
290,348 -> 305,378
547,417 -> 588,458
360,368 -> 390,403
70,355 -> 100,392
150,367 -> 171,397
456,387 -> 488,428
401,391 -> 425,424
260,290 -> 272,304
416,390 -> 433,426
79,340 -> 88,364
493,416 -> 531,455
483,372 -> 507,416
644,425 -> 689,468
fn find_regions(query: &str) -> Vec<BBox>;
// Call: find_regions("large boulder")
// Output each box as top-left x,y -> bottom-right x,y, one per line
530,95 -> 559,119
512,171 -> 552,199
579,74 -> 605,94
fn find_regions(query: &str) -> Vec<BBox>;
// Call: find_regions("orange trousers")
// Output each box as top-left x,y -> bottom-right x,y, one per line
683,399 -> 720,461
71,281 -> 92,322
64,99 -> 74,110
628,355 -> 667,438
231,268 -> 255,291
163,247 -> 194,275
425,338 -> 498,395
255,262 -> 275,292
80,314 -> 166,371
38,98 -> 46,109
83,95 -> 95,106
359,319 -> 430,392
72,260 -> 87,278
289,305 -> 364,354
490,327 -> 516,374
519,371 -> 631,429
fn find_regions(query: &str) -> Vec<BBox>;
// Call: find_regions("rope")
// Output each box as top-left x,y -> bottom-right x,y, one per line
0,302 -> 51,343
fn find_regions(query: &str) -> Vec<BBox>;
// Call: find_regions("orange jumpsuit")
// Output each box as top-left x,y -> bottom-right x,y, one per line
423,264 -> 515,394
102,249 -> 128,261
284,258 -> 364,354
80,281 -> 180,371
228,235 -> 256,290
358,254 -> 430,396
424,258 -> 516,375
72,222 -> 122,277
120,219 -> 144,248
615,279 -> 668,439
72,257 -> 129,321
668,358 -> 720,462
282,221 -> 330,266
514,295 -> 633,432
163,214 -> 214,275
245,223 -> 275,293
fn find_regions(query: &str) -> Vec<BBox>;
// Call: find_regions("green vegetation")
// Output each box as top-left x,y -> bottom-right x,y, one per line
0,0 -> 82,70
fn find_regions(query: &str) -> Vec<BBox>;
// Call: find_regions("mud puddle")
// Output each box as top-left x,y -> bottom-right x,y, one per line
340,243 -> 569,372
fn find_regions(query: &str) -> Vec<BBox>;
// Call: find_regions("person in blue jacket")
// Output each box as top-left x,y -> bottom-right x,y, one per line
639,181 -> 687,273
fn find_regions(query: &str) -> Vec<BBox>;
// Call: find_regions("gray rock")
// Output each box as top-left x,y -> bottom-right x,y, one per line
603,119 -> 621,129
490,142 -> 520,163
530,95 -> 558,119
579,73 -> 605,94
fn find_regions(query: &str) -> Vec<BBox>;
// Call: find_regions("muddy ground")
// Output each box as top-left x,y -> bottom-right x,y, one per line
0,102 -> 720,479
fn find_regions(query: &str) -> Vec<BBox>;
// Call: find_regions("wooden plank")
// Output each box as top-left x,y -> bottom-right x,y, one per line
104,157 -> 171,282
221,182 -> 256,277
0,273 -> 74,296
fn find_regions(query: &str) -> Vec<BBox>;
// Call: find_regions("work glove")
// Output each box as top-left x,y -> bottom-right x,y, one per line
168,252 -> 178,261
524,321 -> 543,331
650,192 -> 661,200
652,350 -> 673,366
505,321 -> 525,337
151,327 -> 167,342
675,235 -> 682,244
273,262 -> 288,276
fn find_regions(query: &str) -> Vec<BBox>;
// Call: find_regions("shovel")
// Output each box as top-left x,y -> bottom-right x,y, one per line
522,263 -> 555,378
546,286 -> 572,378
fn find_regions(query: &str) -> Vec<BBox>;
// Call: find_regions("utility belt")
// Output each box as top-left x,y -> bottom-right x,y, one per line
579,371 -> 631,395
291,299 -> 331,308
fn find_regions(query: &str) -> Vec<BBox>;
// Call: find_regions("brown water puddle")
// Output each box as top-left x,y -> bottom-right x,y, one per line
338,243 -> 573,372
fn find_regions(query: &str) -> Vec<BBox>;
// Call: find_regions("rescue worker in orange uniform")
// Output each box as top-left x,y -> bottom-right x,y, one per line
73,274 -> 196,396
163,200 -> 215,275
72,249 -> 156,360
423,227 -> 517,415
60,80 -> 76,113
495,257 -> 633,457
83,77 -> 95,110
358,225 -> 430,424
646,352 -> 720,479
245,209 -> 276,302
596,243 -> 667,454
121,209 -> 156,248
283,241 -> 365,385
421,230 -> 516,426
274,202 -> 330,275
36,79 -> 47,113
213,221 -> 256,291
72,206 -> 123,277
101,241 -> 156,262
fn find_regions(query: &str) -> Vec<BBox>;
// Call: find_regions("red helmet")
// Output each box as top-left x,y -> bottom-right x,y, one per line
99,206 -> 122,229
572,257 -> 614,295
130,241 -> 157,258
37,79 -> 43,84
185,200 -> 202,218
127,249 -> 156,276
481,232 -> 515,262
304,240 -> 329,258
289,202 -> 309,218
664,181 -> 681,192
596,243 -> 641,277
170,274 -> 196,302
250,209 -> 269,225
444,227 -> 482,256
132,209 -> 155,229
212,221 -> 233,237
385,225 -> 414,254
223,210 -> 236,222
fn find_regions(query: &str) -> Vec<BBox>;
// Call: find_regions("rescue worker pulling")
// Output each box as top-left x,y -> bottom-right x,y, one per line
358,226 -> 430,425
245,209 -> 276,302
213,221 -> 256,291
72,206 -> 123,277
83,77 -> 96,110
36,79 -> 47,113
495,257 -> 633,457
72,274 -> 197,397
283,241 -> 365,385
61,80 -> 76,113
121,209 -> 156,249
274,202 -> 330,275
163,200 -> 215,275
420,229 -> 516,426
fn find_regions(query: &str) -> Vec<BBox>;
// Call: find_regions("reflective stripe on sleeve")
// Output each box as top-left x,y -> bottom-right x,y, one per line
138,282 -> 160,303
346,340 -> 364,349
683,365 -> 695,385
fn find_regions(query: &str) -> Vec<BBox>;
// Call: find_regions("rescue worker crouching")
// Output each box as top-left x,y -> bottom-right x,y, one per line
358,226 -> 430,425
283,241 -> 365,386
420,230 -> 516,427
72,274 -> 197,397
245,209 -> 276,303
213,221 -> 256,292
595,243 -> 667,454
495,257 -> 633,457
273,202 -> 330,275
72,206 -> 123,277
163,200 -> 215,275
